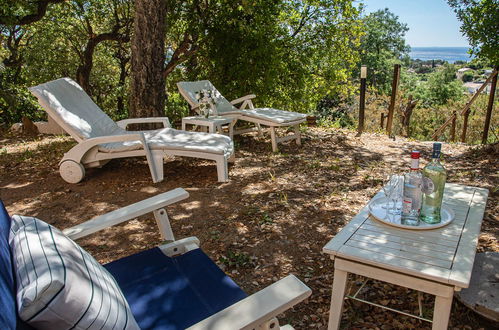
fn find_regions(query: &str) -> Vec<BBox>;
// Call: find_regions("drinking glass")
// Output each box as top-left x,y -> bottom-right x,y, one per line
380,173 -> 402,214
388,175 -> 403,215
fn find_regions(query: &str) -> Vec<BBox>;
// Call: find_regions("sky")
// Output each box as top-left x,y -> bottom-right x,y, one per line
362,0 -> 470,48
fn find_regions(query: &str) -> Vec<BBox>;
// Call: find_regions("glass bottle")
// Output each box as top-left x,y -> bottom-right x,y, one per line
401,151 -> 422,226
420,143 -> 447,224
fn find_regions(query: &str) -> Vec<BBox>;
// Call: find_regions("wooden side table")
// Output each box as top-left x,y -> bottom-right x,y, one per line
181,116 -> 235,139
323,183 -> 489,329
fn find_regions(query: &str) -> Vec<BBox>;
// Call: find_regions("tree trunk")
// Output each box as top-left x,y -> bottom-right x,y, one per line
130,0 -> 167,118
399,95 -> 418,137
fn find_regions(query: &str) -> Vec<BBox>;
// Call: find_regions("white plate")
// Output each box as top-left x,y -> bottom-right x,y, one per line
368,197 -> 455,230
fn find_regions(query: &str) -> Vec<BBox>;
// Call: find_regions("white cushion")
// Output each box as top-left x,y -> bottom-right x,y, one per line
239,108 -> 307,124
98,128 -> 234,157
9,216 -> 139,330
29,78 -> 123,140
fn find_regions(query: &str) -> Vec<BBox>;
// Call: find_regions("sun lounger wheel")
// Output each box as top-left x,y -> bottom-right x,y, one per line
59,160 -> 85,183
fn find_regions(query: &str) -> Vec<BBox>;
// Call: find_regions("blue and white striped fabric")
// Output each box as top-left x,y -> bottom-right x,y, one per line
9,215 -> 139,330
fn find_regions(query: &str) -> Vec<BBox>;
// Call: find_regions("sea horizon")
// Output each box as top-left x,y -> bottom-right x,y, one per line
409,46 -> 472,63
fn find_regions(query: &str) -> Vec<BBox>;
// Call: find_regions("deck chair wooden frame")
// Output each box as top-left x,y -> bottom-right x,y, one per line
177,80 -> 307,152
61,188 -> 312,329
29,78 -> 234,184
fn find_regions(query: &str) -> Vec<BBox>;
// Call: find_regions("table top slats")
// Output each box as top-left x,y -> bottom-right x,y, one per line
344,239 -> 453,269
353,228 -> 457,254
365,215 -> 468,239
349,234 -> 455,262
449,188 -> 489,287
361,222 -> 460,244
324,183 -> 488,287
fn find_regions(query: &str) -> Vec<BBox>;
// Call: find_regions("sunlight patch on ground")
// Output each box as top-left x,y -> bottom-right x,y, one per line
3,182 -> 32,189
241,182 -> 269,196
235,222 -> 249,234
139,186 -> 160,194
182,200 -> 201,210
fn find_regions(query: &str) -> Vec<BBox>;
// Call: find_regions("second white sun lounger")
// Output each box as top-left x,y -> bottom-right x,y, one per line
177,80 -> 307,152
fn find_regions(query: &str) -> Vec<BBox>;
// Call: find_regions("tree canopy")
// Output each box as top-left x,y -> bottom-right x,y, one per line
447,0 -> 499,65
0,0 -> 364,123
360,8 -> 410,93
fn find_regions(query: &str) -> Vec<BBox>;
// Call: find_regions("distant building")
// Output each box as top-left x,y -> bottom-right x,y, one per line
457,67 -> 473,80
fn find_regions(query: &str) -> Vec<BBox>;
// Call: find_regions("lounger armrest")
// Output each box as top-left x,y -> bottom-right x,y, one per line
63,188 -> 189,240
117,117 -> 171,129
63,133 -> 152,163
230,94 -> 256,105
187,275 -> 311,330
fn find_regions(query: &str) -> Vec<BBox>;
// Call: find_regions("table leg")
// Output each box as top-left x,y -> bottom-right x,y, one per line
229,121 -> 235,139
182,121 -> 187,131
328,268 -> 348,330
270,127 -> 278,152
294,124 -> 301,146
208,123 -> 216,133
432,294 -> 453,330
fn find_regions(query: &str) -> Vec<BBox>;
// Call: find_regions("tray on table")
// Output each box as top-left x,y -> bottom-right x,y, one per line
368,196 -> 455,230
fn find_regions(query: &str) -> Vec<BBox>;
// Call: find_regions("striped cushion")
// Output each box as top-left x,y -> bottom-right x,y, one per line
9,216 -> 139,330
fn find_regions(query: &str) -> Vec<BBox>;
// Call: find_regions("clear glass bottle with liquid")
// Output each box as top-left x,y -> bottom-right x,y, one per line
401,151 -> 422,226
420,142 -> 447,224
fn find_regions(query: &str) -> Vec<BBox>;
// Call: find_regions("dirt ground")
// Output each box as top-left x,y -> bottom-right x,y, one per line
1,127 -> 497,329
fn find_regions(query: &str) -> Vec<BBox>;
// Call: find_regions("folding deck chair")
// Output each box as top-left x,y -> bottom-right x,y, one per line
177,80 -> 307,152
0,189 -> 311,329
29,78 -> 234,184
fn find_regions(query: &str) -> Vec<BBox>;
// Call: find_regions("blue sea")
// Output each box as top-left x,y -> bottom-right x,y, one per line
409,47 -> 472,63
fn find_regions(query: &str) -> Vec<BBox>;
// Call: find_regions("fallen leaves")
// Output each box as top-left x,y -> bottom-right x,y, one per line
1,128 -> 498,329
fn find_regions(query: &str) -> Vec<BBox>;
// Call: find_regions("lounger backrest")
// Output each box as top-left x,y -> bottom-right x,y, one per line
177,80 -> 238,114
29,78 -> 123,142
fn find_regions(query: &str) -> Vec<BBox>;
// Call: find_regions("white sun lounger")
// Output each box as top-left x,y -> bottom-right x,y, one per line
177,80 -> 307,152
29,78 -> 234,184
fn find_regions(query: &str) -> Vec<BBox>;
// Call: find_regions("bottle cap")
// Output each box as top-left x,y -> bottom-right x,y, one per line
410,151 -> 420,159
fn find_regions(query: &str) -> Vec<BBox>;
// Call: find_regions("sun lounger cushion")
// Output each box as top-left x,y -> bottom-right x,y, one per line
236,108 -> 306,123
98,128 -> 234,157
9,216 -> 139,330
29,78 -> 123,140
105,247 -> 248,330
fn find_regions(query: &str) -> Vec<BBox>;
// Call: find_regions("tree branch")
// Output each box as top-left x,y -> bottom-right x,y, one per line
163,32 -> 199,77
0,0 -> 66,26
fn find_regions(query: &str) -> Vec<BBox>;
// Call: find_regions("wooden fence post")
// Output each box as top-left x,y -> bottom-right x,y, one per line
386,64 -> 400,136
357,65 -> 367,136
461,109 -> 470,143
450,111 -> 457,142
482,66 -> 498,144
380,113 -> 385,129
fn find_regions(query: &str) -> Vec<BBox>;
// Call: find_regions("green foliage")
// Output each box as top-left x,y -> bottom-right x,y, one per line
315,92 -> 355,128
447,0 -> 499,65
360,8 -> 410,93
219,250 -> 251,268
185,0 -> 363,114
402,64 -> 465,108
0,67 -> 42,124
0,0 -> 132,124
461,71 -> 474,82
1,0 -> 364,125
